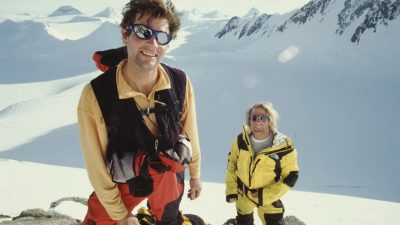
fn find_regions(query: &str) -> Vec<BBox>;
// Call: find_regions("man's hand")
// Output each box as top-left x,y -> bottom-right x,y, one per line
117,214 -> 140,225
187,178 -> 202,200
163,137 -> 192,165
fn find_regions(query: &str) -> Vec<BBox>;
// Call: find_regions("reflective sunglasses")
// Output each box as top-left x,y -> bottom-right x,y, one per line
250,115 -> 270,122
128,24 -> 172,45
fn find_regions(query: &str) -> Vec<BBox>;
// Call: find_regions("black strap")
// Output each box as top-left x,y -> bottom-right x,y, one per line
161,63 -> 182,122
90,64 -> 187,160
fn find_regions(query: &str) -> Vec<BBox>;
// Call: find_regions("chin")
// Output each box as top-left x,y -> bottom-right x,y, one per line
137,61 -> 158,70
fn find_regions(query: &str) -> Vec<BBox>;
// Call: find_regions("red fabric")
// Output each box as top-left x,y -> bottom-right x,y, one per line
82,185 -> 144,225
82,152 -> 185,225
92,53 -> 109,72
158,153 -> 186,173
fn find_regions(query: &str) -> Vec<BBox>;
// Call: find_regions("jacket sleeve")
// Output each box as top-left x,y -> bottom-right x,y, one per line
262,148 -> 299,205
180,77 -> 201,179
77,84 -> 129,220
225,138 -> 239,197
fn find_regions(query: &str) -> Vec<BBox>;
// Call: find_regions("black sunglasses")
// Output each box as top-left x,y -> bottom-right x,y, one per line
250,115 -> 270,122
128,24 -> 172,45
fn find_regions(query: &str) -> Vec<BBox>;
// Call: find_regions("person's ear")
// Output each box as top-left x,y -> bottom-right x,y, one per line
121,28 -> 129,45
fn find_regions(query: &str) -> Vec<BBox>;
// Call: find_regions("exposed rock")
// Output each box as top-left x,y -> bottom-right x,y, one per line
0,197 -> 87,225
1,208 -> 80,225
2,218 -> 80,225
278,0 -> 333,32
336,0 -> 400,43
245,14 -> 272,37
284,215 -> 307,225
215,16 -> 241,38
49,197 -> 88,209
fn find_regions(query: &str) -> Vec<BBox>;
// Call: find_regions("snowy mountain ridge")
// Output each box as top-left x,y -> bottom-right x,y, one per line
216,0 -> 400,43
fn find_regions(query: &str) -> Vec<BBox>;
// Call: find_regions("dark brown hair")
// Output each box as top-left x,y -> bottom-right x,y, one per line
120,0 -> 181,39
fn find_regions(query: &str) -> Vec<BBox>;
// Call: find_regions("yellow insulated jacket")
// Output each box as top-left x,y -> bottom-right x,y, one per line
225,126 -> 299,206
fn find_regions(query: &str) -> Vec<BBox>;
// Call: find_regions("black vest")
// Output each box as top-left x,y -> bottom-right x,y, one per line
90,64 -> 187,162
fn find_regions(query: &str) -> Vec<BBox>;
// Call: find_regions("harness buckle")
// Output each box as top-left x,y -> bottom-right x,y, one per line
154,139 -> 159,151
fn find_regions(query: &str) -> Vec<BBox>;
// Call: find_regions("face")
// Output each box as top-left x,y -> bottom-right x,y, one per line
249,108 -> 271,139
122,13 -> 170,70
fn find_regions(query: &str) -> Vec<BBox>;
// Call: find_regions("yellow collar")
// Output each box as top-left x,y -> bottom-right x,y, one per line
115,60 -> 172,99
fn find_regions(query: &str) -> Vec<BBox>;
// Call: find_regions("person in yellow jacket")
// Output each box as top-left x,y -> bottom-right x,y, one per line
225,102 -> 299,225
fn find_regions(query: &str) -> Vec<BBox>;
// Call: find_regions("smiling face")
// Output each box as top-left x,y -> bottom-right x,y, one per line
122,13 -> 170,71
249,107 -> 271,140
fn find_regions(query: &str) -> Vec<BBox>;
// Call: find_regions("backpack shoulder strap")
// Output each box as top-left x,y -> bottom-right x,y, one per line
90,67 -> 119,124
160,63 -> 187,121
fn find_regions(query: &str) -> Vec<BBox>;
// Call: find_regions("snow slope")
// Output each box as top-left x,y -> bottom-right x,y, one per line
1,160 -> 399,225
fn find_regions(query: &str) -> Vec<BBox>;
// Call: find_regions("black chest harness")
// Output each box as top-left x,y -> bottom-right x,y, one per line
90,64 -> 187,196
91,64 -> 186,160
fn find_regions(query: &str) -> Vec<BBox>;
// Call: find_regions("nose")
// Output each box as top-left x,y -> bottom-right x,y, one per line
146,34 -> 158,46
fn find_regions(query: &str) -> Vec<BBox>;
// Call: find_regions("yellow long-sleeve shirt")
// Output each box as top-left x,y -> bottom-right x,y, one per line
77,60 -> 201,220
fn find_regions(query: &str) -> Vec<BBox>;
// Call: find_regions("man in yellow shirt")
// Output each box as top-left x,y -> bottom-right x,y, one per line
77,1 -> 202,225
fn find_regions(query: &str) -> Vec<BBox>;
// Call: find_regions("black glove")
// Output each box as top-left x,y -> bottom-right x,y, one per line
226,194 -> 238,203
163,137 -> 192,165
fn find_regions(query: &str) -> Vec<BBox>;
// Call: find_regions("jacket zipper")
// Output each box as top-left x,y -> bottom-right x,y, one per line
249,148 -> 293,187
248,155 -> 253,186
250,157 -> 261,187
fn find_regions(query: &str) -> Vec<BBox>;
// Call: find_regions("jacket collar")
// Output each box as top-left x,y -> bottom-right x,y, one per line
115,59 -> 171,99
242,125 -> 291,153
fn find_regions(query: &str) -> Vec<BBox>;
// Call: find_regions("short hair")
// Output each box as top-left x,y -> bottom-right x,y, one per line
245,102 -> 279,130
120,0 -> 181,39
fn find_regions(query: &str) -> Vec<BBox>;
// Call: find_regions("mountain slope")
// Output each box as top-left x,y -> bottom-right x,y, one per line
216,0 -> 400,44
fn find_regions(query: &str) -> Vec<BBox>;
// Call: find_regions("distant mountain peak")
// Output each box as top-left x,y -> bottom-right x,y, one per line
48,5 -> 82,17
277,0 -> 334,32
215,16 -> 241,38
243,7 -> 261,18
215,12 -> 272,39
93,7 -> 119,18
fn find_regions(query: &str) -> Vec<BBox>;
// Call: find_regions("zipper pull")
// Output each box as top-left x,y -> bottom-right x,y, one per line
154,139 -> 159,151
146,99 -> 150,116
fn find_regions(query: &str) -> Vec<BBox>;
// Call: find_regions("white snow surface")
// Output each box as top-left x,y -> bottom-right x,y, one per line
0,160 -> 399,225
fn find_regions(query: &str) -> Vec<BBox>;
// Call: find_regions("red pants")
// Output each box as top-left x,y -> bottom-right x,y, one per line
83,154 -> 185,225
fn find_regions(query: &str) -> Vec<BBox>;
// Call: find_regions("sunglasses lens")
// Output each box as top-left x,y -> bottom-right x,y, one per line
134,25 -> 152,39
131,24 -> 172,45
156,32 -> 171,45
251,115 -> 269,122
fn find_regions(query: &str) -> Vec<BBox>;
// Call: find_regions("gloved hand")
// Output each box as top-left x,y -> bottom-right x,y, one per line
226,194 -> 238,203
163,136 -> 192,165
